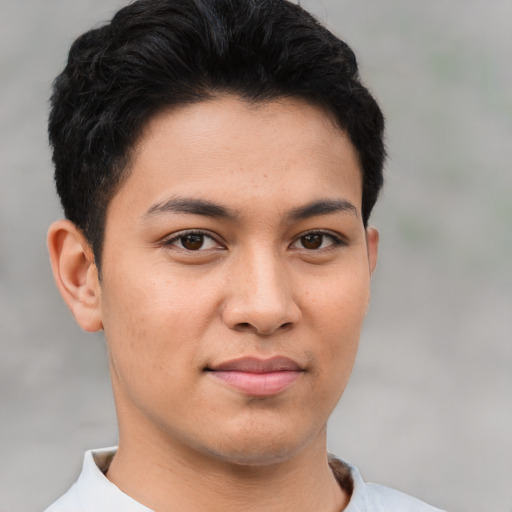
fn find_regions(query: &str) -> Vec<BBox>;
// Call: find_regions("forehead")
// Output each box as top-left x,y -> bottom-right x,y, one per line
110,95 -> 363,221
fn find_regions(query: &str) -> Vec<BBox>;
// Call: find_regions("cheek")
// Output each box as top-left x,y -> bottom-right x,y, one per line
99,266 -> 219,424
99,259 -> 216,378
305,262 -> 370,334
302,264 -> 370,385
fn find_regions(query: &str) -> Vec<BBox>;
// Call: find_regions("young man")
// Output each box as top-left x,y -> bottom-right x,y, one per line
45,0 -> 444,510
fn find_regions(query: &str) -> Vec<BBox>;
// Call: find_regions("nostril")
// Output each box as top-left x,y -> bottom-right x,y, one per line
234,322 -> 254,332
233,321 -> 294,335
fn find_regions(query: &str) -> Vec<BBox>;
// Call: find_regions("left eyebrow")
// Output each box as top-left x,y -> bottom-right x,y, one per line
286,198 -> 359,221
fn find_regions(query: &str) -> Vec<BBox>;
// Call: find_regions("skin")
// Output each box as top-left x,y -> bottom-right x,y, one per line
48,95 -> 378,512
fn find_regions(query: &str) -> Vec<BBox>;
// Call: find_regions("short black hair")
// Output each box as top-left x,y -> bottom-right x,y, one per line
49,0 -> 385,268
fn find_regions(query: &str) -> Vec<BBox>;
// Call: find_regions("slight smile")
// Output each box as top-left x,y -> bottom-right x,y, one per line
206,356 -> 305,397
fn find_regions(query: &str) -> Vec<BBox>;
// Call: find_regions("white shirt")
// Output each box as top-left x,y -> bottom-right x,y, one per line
44,447 -> 444,512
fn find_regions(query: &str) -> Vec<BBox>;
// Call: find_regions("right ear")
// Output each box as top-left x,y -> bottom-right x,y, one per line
47,220 -> 103,332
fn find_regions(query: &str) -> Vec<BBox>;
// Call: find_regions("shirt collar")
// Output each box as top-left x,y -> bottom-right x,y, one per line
72,447 -> 365,511
73,447 -> 153,511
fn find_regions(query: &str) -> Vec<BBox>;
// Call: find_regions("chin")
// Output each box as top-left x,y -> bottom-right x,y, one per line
196,421 -> 322,468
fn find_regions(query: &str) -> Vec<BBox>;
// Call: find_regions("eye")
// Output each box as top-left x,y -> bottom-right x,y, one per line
164,231 -> 222,251
291,231 -> 344,250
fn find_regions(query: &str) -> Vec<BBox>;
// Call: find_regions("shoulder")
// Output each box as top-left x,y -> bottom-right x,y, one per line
349,480 -> 445,512
329,457 -> 445,512
43,447 -> 152,512
44,482 -> 81,512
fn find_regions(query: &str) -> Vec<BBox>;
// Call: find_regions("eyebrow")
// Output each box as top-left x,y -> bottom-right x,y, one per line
287,198 -> 358,221
142,197 -> 237,220
142,196 -> 358,222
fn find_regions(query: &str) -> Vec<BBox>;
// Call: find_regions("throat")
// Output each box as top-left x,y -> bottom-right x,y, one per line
105,444 -> 352,512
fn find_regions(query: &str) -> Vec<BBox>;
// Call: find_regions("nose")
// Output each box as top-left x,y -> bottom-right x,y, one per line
221,249 -> 302,336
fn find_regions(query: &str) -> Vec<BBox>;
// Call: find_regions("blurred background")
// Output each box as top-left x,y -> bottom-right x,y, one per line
0,0 -> 510,510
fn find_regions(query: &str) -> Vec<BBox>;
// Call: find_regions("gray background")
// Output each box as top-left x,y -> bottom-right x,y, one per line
1,0 -> 511,511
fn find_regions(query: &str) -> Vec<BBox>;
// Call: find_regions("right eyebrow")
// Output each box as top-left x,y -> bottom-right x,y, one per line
141,196 -> 238,221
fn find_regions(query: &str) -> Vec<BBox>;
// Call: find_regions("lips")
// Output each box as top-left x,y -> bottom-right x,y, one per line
206,356 -> 304,397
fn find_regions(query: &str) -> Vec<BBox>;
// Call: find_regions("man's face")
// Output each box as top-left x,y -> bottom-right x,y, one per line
98,95 -> 378,465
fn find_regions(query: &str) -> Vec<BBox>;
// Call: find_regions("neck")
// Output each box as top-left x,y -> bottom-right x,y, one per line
107,422 -> 349,512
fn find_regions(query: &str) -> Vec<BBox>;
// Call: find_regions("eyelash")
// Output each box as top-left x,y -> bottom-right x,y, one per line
162,230 -> 224,251
291,230 -> 347,251
162,229 -> 346,252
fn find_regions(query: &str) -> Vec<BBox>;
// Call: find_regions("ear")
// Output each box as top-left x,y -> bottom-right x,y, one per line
365,227 -> 379,276
47,220 -> 103,332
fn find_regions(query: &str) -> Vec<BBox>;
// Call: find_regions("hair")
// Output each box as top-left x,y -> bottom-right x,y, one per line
49,0 -> 385,268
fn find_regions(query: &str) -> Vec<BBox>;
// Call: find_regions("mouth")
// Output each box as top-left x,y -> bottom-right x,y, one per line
205,356 -> 305,397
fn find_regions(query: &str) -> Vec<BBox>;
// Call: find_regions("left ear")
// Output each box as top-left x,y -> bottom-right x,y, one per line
365,227 -> 379,276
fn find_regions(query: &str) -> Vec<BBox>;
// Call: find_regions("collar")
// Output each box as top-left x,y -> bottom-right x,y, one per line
58,447 -> 365,511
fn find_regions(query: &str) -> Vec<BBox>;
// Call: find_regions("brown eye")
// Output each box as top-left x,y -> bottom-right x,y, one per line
181,234 -> 205,250
165,231 -> 221,251
300,234 -> 323,249
291,231 -> 344,251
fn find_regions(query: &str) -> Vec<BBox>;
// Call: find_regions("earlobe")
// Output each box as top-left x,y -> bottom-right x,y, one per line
47,220 -> 103,332
366,227 -> 379,276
